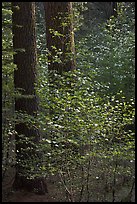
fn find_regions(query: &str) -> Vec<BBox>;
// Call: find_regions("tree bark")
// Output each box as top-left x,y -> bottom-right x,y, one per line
44,2 -> 76,73
43,2 -> 76,150
12,2 -> 47,194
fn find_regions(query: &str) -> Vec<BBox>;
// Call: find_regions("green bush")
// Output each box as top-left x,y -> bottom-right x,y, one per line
75,2 -> 135,102
33,3 -> 135,201
35,69 -> 135,201
2,2 -> 135,201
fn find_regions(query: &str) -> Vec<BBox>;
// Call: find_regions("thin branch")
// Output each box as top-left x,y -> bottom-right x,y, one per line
112,158 -> 118,202
86,158 -> 91,202
79,166 -> 85,202
59,170 -> 74,202
66,167 -> 74,202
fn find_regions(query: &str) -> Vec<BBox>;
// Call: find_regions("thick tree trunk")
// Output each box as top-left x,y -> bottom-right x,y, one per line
12,2 -> 47,194
43,2 -> 76,149
44,2 -> 76,73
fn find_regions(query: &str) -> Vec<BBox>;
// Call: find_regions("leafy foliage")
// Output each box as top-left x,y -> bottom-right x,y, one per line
34,2 -> 135,201
76,2 -> 135,102
35,69 -> 134,201
2,2 -> 135,202
2,2 -> 16,178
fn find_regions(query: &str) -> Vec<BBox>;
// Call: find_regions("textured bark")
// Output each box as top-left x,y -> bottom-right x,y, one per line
12,2 -> 47,194
44,2 -> 75,73
43,2 -> 76,150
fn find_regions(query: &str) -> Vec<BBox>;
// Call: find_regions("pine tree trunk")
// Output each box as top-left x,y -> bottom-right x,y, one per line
12,2 -> 47,194
44,2 -> 76,73
43,2 -> 76,149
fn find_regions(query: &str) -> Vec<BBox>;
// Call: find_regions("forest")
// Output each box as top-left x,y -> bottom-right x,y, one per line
2,2 -> 135,202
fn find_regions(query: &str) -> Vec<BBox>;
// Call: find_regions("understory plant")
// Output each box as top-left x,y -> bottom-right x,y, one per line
2,2 -> 135,202
32,2 -> 135,201
35,69 -> 135,202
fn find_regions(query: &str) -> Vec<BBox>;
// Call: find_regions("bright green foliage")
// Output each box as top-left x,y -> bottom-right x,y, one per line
73,2 -> 88,32
35,2 -> 135,201
76,2 -> 135,102
37,70 -> 135,164
35,69 -> 134,201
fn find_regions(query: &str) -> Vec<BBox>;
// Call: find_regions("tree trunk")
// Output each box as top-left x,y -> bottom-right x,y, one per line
43,2 -> 76,149
12,2 -> 47,194
44,2 -> 76,73
112,2 -> 117,17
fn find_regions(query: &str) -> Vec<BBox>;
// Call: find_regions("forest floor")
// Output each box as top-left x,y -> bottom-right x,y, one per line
2,158 -> 135,202
2,179 -> 58,202
2,178 -> 135,202
2,190 -> 54,202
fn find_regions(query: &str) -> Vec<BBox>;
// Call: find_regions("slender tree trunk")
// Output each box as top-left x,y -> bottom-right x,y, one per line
12,2 -> 47,194
44,2 -> 76,73
112,2 -> 117,17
